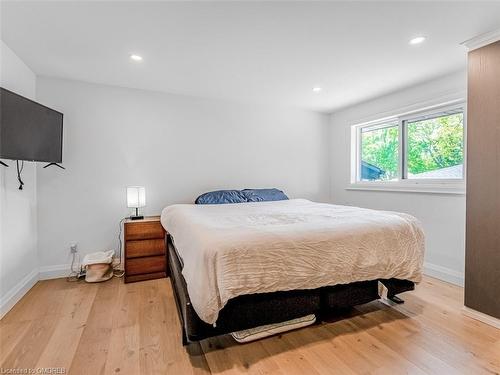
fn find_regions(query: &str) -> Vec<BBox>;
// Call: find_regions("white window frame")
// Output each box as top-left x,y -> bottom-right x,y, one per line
349,102 -> 466,194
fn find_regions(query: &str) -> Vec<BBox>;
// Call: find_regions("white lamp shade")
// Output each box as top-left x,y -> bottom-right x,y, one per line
127,186 -> 146,208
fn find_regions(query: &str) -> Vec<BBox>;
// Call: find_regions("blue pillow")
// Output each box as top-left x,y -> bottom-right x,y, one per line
241,188 -> 289,202
195,190 -> 247,205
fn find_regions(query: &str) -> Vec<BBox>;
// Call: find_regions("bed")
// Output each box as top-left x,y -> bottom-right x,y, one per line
161,193 -> 425,344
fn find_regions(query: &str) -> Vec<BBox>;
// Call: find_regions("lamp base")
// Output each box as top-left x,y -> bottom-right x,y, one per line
130,215 -> 144,221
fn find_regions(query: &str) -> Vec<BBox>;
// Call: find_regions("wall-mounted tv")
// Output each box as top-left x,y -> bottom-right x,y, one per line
0,87 -> 63,163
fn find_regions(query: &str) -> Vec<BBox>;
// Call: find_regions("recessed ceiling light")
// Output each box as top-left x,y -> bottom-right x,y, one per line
409,36 -> 426,45
312,87 -> 322,93
130,54 -> 143,62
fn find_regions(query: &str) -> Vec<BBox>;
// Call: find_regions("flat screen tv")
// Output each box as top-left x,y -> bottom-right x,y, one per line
0,87 -> 63,163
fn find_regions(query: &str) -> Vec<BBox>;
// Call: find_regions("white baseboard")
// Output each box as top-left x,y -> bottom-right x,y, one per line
423,262 -> 464,286
39,264 -> 72,280
0,268 -> 39,319
462,306 -> 500,329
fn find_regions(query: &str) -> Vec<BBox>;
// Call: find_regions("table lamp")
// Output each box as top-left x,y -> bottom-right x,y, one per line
127,186 -> 146,220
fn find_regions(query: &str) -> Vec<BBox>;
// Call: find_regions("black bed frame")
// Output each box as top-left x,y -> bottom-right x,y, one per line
166,235 -> 415,345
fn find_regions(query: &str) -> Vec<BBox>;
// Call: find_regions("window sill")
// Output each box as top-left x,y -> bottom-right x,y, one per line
346,183 -> 465,195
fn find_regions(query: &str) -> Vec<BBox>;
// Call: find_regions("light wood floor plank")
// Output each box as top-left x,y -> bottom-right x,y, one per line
1,316 -> 60,369
103,280 -> 141,375
35,282 -> 99,370
0,320 -> 32,364
350,306 -> 462,375
68,278 -> 120,375
286,327 -> 358,375
1,276 -> 499,375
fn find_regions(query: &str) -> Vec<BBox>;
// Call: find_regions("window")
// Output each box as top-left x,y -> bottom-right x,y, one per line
405,110 -> 464,180
360,122 -> 399,182
353,104 -> 465,186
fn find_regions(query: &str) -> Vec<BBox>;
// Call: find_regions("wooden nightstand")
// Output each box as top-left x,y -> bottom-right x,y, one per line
124,216 -> 167,283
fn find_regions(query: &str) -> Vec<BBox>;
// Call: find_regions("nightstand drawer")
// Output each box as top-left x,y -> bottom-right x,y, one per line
125,221 -> 164,240
123,216 -> 168,283
125,272 -> 166,283
126,239 -> 165,258
126,255 -> 166,275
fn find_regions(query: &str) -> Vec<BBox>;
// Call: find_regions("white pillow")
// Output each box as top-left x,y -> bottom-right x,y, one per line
230,314 -> 316,343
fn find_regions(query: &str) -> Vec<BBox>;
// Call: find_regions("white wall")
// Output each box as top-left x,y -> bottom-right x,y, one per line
329,70 -> 467,285
35,77 -> 330,272
0,41 -> 38,316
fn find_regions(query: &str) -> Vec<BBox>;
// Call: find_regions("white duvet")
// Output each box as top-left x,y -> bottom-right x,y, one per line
161,199 -> 425,325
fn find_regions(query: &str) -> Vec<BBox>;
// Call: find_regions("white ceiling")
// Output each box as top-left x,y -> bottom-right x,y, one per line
2,1 -> 500,113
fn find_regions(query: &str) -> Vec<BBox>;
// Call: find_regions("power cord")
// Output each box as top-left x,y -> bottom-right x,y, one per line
16,160 -> 24,190
66,251 -> 81,282
113,217 -> 129,278
117,217 -> 127,267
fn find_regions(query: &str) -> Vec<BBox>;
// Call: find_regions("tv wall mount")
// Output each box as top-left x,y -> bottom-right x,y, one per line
0,160 -> 65,169
43,163 -> 65,169
1,160 -> 65,190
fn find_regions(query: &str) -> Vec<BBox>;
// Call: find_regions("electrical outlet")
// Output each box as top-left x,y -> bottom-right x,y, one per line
70,243 -> 78,253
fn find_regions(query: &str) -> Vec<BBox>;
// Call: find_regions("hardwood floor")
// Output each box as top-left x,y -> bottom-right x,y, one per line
1,276 -> 498,374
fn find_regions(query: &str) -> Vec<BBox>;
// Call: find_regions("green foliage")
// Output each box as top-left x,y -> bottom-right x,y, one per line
406,113 -> 463,175
361,113 -> 463,180
361,125 -> 398,180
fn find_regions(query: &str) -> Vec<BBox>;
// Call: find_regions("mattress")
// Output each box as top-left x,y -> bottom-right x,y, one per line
161,199 -> 425,325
